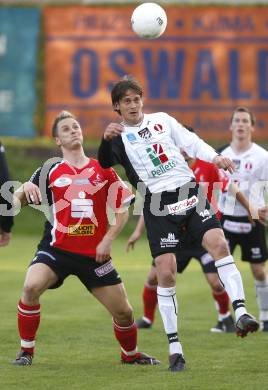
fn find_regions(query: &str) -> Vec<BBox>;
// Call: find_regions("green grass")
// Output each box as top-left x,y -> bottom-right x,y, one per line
1,234 -> 268,389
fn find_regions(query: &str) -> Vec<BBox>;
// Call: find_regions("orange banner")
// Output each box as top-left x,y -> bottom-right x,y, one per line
44,6 -> 268,140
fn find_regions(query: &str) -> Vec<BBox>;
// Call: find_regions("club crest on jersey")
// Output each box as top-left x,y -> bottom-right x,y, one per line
126,133 -> 137,142
153,124 -> 165,134
232,159 -> 241,170
146,144 -> 176,177
53,176 -> 72,187
138,127 -> 152,140
245,161 -> 253,170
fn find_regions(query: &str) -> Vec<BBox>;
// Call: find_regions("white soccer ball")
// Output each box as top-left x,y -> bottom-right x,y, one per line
131,2 -> 167,39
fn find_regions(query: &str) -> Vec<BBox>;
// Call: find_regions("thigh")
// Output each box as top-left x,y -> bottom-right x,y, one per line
24,262 -> 59,293
77,258 -> 122,291
30,247 -> 71,289
91,283 -> 131,318
175,249 -> 191,273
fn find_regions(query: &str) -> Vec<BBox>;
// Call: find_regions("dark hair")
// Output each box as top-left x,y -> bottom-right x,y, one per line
183,124 -> 195,133
231,107 -> 256,126
111,75 -> 143,114
52,111 -> 75,137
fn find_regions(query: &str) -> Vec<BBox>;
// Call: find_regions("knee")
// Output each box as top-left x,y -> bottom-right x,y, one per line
22,282 -> 42,302
253,268 -> 267,281
210,279 -> 224,293
114,303 -> 134,325
207,236 -> 229,258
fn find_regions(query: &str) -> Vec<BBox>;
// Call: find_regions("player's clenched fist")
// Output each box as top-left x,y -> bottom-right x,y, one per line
104,123 -> 124,141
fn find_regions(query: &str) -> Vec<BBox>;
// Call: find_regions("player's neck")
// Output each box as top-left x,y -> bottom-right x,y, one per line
231,138 -> 252,154
62,148 -> 89,169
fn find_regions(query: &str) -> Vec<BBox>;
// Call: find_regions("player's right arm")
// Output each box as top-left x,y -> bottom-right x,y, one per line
13,167 -> 42,208
126,215 -> 145,252
98,123 -> 124,168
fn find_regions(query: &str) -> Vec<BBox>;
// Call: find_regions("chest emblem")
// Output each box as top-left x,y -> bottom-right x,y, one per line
138,127 -> 152,140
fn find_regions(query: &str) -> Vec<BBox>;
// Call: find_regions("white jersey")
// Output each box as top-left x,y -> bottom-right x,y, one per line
219,143 -> 268,216
117,112 -> 218,193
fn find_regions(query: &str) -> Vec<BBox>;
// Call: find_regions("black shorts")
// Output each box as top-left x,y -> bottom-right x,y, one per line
144,181 -> 221,258
30,246 -> 122,291
221,215 -> 268,263
152,240 -> 217,274
176,244 -> 217,274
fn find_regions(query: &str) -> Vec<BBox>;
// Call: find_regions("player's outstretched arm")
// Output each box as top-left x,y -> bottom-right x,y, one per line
126,215 -> 145,252
95,209 -> 129,263
14,182 -> 42,209
230,182 -> 267,225
212,155 -> 235,174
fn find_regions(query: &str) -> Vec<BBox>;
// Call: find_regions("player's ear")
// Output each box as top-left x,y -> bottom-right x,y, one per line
113,103 -> 119,111
55,137 -> 61,146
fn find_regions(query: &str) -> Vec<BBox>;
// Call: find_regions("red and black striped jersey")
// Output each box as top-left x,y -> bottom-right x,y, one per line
30,158 -> 133,256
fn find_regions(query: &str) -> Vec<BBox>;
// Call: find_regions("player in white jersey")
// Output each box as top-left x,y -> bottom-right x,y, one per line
219,106 -> 268,331
98,76 -> 259,372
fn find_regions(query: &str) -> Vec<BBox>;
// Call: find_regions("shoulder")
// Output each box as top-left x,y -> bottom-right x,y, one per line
252,143 -> 268,156
217,144 -> 230,154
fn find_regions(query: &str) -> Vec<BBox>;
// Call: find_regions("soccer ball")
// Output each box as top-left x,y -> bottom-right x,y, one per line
131,2 -> 167,39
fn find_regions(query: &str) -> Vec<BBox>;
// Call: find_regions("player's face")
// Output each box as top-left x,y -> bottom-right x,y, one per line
116,89 -> 143,125
230,111 -> 254,141
55,118 -> 83,150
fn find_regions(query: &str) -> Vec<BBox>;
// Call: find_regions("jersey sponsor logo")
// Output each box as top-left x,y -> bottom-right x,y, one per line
73,178 -> 90,185
146,143 -> 177,177
68,224 -> 95,236
153,123 -> 165,134
223,220 -> 252,234
167,195 -> 199,215
126,133 -> 137,142
95,260 -> 114,277
160,233 -> 179,248
53,176 -> 72,187
138,127 -> 152,140
71,196 -> 93,218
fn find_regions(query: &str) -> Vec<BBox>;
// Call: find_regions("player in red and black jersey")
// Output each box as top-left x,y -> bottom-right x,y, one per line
12,111 -> 159,367
0,141 -> 13,246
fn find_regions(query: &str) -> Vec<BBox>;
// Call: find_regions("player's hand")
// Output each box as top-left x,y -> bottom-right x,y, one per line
103,123 -> 124,141
256,206 -> 268,226
0,231 -> 11,247
95,237 -> 112,263
126,231 -> 141,252
212,155 -> 235,174
23,182 -> 42,205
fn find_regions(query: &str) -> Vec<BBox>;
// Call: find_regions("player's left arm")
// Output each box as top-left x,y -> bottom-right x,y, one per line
95,208 -> 129,263
229,182 -> 266,225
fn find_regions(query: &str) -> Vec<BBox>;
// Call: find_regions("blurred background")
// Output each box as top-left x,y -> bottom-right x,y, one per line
1,0 -> 268,233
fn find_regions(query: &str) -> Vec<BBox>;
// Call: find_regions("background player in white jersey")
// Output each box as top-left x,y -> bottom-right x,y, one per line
12,111 -> 159,367
219,106 -> 268,331
98,76 -> 259,372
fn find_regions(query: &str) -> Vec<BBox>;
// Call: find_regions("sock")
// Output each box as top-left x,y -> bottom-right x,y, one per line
18,300 -> 40,355
157,286 -> 183,356
255,277 -> 268,321
142,284 -> 158,323
212,290 -> 230,318
215,256 -> 246,321
113,319 -> 138,361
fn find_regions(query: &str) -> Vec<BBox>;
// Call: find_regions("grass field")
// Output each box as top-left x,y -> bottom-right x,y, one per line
1,233 -> 268,390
